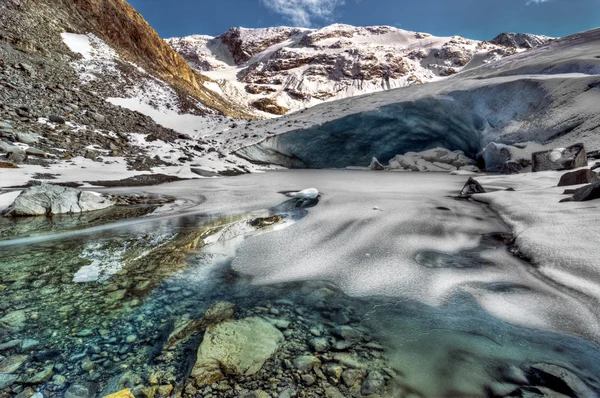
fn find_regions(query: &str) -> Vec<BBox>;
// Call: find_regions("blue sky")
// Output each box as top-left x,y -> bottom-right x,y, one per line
129,0 -> 600,40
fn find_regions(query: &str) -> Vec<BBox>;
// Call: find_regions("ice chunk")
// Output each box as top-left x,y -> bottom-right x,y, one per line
284,188 -> 319,199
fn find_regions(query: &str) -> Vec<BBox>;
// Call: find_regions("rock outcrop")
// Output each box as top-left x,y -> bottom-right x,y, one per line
532,144 -> 587,172
3,184 -> 115,216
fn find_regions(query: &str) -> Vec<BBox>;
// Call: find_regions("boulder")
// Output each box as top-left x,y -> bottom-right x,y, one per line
369,157 -> 385,171
293,355 -> 321,372
192,317 -> 283,382
15,132 -> 40,145
361,370 -> 385,395
7,149 -> 26,163
48,115 -> 66,124
560,181 -> 600,202
532,143 -> 587,172
3,184 -> 115,216
557,169 -> 599,187
460,177 -> 486,197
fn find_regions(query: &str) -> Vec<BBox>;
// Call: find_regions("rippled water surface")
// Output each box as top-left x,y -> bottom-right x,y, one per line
1,171 -> 599,397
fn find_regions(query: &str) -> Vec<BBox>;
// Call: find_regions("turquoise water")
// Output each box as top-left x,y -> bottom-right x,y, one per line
1,171 -> 599,397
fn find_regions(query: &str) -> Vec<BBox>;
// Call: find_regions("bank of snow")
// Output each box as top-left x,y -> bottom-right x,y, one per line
476,169 -> 600,304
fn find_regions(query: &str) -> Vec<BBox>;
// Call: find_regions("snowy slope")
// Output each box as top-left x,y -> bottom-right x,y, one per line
167,24 -> 552,115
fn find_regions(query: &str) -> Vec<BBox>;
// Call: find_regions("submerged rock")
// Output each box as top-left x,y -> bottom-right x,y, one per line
3,184 -> 115,216
557,169 -> 599,186
532,143 -> 587,172
192,317 -> 283,384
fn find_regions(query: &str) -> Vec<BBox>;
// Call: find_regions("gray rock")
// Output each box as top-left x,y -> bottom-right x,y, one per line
0,121 -> 13,132
324,386 -> 345,398
332,340 -> 354,351
0,310 -> 26,330
81,357 -> 94,372
49,115 -> 66,124
0,340 -> 22,351
85,150 -> 97,160
88,112 -> 106,123
194,317 -> 283,377
361,370 -> 385,395
0,355 -> 28,373
532,143 -> 587,172
203,301 -> 235,324
342,369 -> 363,387
21,339 -> 40,351
331,326 -> 362,342
560,181 -> 600,202
557,169 -> 599,187
460,177 -> 486,196
278,388 -> 296,398
301,374 -> 316,386
64,381 -> 98,398
15,132 -> 40,145
77,329 -> 94,337
25,147 -> 46,157
0,373 -> 18,390
4,184 -> 115,216
309,337 -> 330,352
0,140 -> 17,153
25,365 -> 54,384
293,355 -> 321,372
8,149 -> 26,163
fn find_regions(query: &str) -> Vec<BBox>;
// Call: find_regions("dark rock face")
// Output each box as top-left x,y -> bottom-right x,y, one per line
557,169 -> 599,186
532,144 -> 587,172
560,181 -> 600,202
460,177 -> 486,197
490,33 -> 553,49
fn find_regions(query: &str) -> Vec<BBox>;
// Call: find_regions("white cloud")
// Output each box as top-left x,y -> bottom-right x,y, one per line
260,0 -> 344,27
526,0 -> 552,4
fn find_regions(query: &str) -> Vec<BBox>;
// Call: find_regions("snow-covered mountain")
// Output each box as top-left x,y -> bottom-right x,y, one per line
206,27 -> 600,169
167,25 -> 552,116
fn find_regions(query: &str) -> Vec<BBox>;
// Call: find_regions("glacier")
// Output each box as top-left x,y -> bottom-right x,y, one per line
233,28 -> 600,168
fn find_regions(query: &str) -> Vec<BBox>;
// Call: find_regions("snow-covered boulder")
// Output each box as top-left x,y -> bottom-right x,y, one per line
284,188 -> 319,199
388,148 -> 477,172
532,143 -> 587,172
3,184 -> 115,216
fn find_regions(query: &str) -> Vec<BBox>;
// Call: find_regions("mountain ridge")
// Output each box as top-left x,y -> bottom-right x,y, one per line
167,24 -> 553,116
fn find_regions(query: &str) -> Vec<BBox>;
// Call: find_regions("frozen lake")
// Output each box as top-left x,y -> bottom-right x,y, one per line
1,170 -> 599,396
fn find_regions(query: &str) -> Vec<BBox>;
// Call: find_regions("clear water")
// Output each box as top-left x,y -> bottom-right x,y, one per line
1,171 -> 599,397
